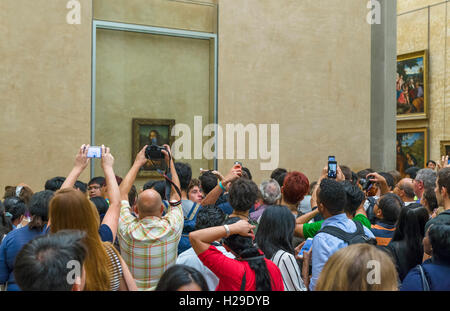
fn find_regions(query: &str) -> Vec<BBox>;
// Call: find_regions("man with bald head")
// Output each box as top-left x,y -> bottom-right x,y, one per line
394,178 -> 422,208
117,144 -> 183,290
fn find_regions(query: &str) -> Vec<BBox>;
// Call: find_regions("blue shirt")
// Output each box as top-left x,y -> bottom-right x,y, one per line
0,225 -> 48,291
217,202 -> 234,215
98,224 -> 113,243
400,258 -> 450,291
217,202 -> 256,216
44,224 -> 113,243
309,213 -> 375,291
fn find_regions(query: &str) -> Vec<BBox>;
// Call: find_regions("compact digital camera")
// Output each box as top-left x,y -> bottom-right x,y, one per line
359,176 -> 375,191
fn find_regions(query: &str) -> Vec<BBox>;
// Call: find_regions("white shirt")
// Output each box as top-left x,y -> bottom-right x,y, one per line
176,245 -> 235,291
271,250 -> 306,291
404,201 -> 419,206
364,196 -> 379,211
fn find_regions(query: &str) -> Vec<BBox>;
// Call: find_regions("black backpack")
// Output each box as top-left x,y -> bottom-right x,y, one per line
317,220 -> 377,245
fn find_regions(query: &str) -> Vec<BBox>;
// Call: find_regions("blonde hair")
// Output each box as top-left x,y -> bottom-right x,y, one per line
315,244 -> 398,291
49,188 -> 111,291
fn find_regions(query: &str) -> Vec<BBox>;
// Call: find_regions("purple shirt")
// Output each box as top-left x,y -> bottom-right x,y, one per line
249,205 -> 269,222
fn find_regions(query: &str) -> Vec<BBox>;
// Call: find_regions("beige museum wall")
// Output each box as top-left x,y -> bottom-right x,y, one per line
397,0 -> 450,164
93,0 -> 218,33
0,0 -> 218,193
0,0 -> 93,192
1,0 -> 374,192
217,0 -> 372,185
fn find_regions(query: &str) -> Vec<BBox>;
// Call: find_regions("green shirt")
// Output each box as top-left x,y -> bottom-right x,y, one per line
302,213 -> 371,239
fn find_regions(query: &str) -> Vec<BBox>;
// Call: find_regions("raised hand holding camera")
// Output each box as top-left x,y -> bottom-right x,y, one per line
134,145 -> 148,168
75,144 -> 90,170
365,172 -> 389,195
100,145 -> 114,170
223,162 -> 243,186
144,142 -> 169,170
60,144 -> 90,190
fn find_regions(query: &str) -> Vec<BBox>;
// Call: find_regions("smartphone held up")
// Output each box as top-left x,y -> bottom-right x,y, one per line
327,156 -> 337,179
86,146 -> 102,158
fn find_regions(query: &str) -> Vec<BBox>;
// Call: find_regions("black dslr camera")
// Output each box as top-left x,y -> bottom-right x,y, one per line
359,176 -> 375,191
145,144 -> 167,160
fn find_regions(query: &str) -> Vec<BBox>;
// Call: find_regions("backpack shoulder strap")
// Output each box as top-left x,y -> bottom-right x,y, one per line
187,203 -> 201,221
318,220 -> 364,244
318,225 -> 353,244
353,220 -> 365,234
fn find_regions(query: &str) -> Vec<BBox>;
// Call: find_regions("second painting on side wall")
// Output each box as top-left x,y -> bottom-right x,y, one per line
396,128 -> 428,177
441,141 -> 450,158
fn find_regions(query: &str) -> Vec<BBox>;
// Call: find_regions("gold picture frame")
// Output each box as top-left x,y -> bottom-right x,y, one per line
440,140 -> 450,158
396,127 -> 428,176
396,50 -> 428,120
132,118 -> 175,178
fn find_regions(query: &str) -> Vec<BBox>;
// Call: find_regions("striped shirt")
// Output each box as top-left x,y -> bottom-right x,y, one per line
105,244 -> 123,291
370,222 -> 396,246
271,250 -> 307,291
118,200 -> 183,291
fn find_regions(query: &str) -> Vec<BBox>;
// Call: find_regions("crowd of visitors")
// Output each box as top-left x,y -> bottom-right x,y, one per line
1,144 -> 449,291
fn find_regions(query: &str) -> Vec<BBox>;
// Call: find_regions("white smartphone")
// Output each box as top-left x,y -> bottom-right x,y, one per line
86,146 -> 102,158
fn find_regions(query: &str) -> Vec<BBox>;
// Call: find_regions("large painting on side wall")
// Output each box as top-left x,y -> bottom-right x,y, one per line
132,118 -> 175,178
396,128 -> 428,177
396,50 -> 428,120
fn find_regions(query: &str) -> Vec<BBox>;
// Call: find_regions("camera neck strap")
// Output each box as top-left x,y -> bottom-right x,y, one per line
152,151 -> 182,204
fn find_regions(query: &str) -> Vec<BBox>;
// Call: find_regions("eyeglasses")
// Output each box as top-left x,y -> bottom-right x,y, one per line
88,186 -> 101,191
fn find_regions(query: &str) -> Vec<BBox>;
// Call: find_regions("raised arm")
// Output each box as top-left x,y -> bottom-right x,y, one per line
48,145 -> 89,229
61,144 -> 90,190
99,146 -> 120,242
161,145 -> 181,202
355,200 -> 367,217
119,145 -> 148,201
366,172 -> 390,196
294,182 -> 320,237
201,165 -> 242,206
189,219 -> 255,255
294,209 -> 320,238
437,155 -> 450,171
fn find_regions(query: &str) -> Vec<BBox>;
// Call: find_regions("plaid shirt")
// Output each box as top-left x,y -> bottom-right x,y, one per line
118,200 -> 183,291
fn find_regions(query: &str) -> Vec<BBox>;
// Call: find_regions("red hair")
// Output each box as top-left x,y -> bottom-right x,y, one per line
282,171 -> 310,204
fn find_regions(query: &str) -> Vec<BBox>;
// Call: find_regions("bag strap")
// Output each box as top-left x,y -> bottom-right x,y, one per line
240,270 -> 246,291
318,225 -> 353,244
367,196 -> 376,204
150,149 -> 182,202
186,203 -> 200,220
366,197 -> 377,222
318,220 -> 364,244
417,265 -> 430,291
353,220 -> 365,235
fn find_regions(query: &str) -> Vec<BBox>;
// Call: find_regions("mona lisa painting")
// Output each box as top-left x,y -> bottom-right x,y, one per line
396,128 -> 428,177
132,118 -> 175,178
